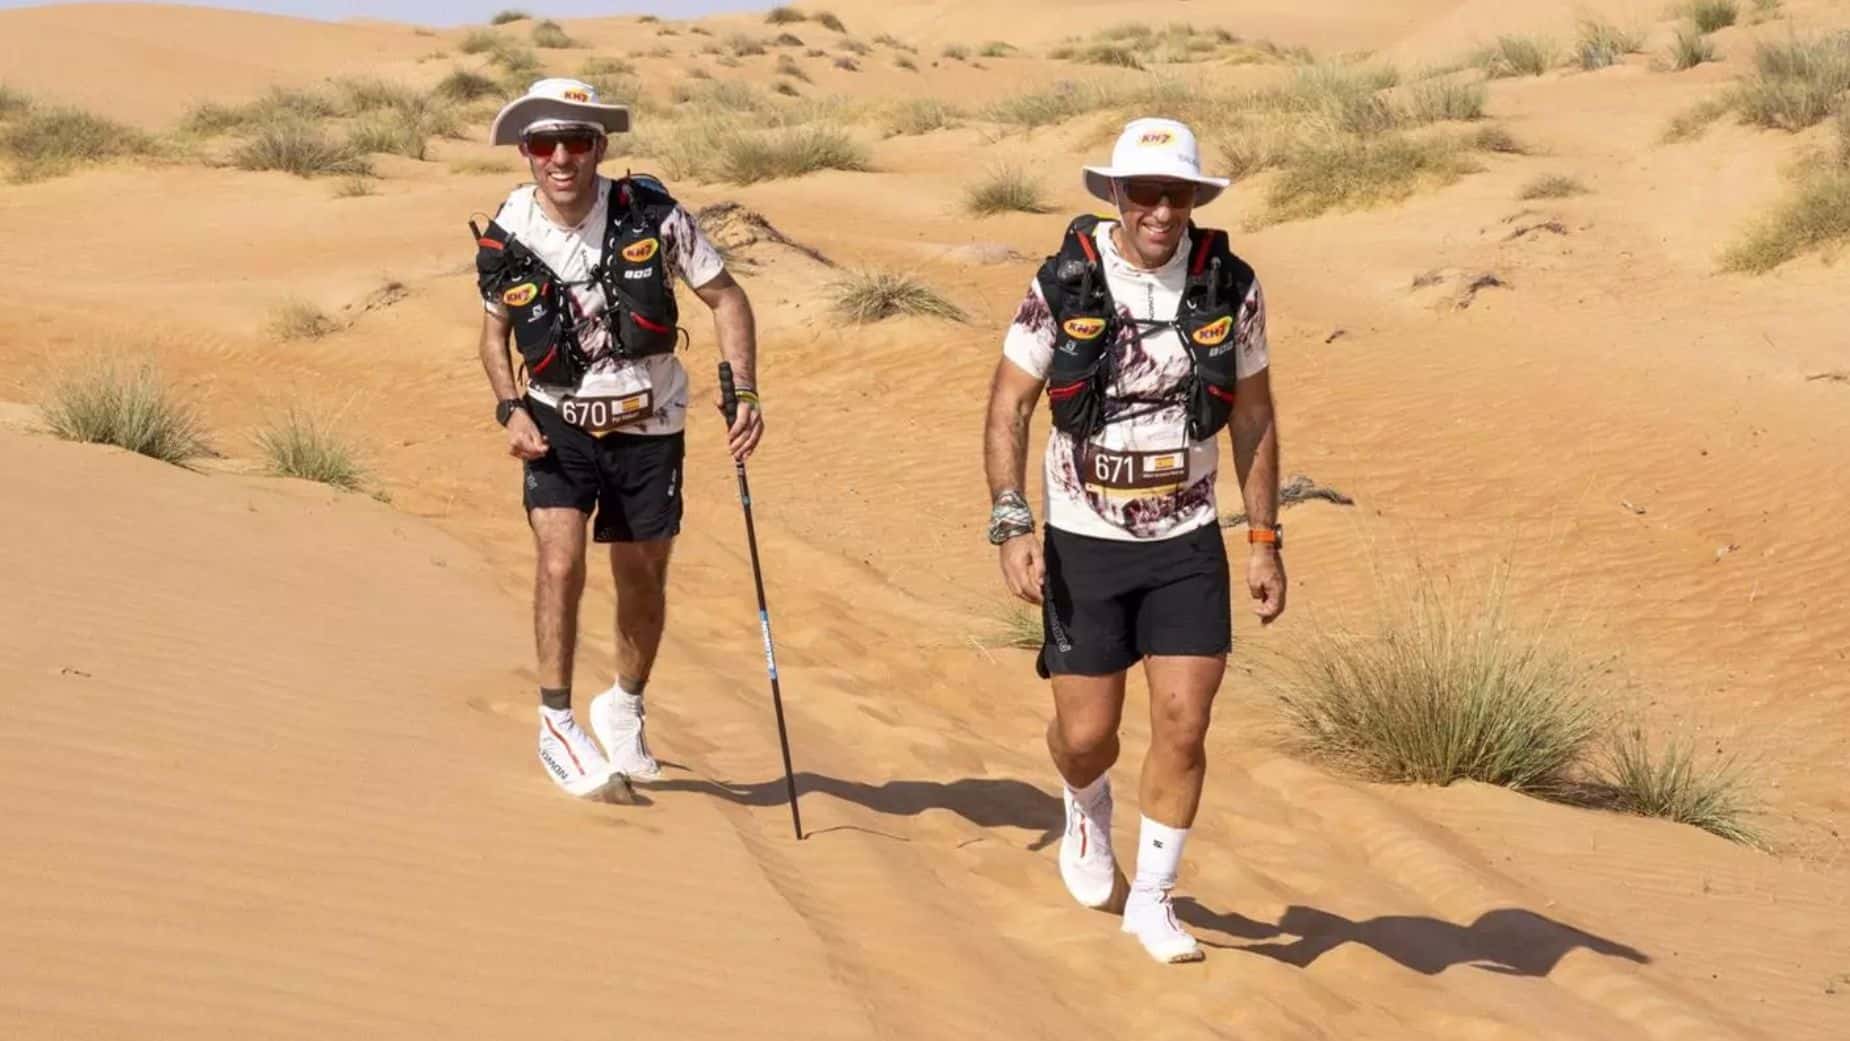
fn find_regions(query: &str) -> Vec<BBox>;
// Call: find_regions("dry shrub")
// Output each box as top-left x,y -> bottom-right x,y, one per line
436,67 -> 501,102
885,97 -> 962,135
814,11 -> 846,32
1519,173 -> 1588,198
765,5 -> 805,23
965,164 -> 1049,215
232,121 -> 372,177
1729,33 -> 1850,130
489,10 -> 529,25
257,407 -> 373,492
1684,0 -> 1738,34
1271,565 -> 1600,792
1589,728 -> 1765,847
1721,166 -> 1850,271
1479,35 -> 1559,77
1263,132 -> 1481,223
42,361 -> 210,466
269,299 -> 341,340
1577,20 -> 1645,70
829,269 -> 967,323
1667,27 -> 1718,70
2,105 -> 153,181
531,20 -> 575,49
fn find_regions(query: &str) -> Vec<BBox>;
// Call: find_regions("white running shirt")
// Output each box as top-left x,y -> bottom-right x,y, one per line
483,176 -> 726,436
1001,222 -> 1269,542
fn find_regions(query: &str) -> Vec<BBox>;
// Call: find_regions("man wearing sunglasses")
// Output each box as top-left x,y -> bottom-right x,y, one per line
982,117 -> 1283,963
474,78 -> 764,800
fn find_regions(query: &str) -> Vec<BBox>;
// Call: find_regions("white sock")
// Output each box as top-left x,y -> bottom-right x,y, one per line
1066,772 -> 1109,808
1131,815 -> 1189,899
539,705 -> 576,729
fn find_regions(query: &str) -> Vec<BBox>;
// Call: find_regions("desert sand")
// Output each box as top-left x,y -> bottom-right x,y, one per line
2,1 -> 1847,1038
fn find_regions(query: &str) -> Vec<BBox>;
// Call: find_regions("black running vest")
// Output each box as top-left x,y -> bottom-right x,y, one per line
472,175 -> 684,389
1036,215 -> 1254,442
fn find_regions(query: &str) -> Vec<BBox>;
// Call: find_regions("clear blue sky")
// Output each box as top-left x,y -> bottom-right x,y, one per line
0,1 -> 765,24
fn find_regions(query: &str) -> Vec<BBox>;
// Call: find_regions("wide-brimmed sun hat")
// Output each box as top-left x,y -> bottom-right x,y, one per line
489,77 -> 630,146
1082,117 -> 1230,208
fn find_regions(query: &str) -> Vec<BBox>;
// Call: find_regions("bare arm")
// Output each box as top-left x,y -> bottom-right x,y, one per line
691,270 -> 757,388
1230,366 -> 1285,622
691,271 -> 762,459
477,309 -> 519,401
1228,367 -> 1279,529
984,357 -> 1046,501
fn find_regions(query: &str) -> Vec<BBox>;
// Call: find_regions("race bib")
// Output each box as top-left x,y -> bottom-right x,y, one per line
1080,445 -> 1189,498
560,368 -> 654,436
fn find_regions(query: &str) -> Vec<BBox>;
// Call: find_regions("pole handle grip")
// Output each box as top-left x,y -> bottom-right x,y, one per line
718,361 -> 738,427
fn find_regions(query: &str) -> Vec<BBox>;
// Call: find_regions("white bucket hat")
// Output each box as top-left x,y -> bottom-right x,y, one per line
1082,117 -> 1230,208
489,77 -> 630,146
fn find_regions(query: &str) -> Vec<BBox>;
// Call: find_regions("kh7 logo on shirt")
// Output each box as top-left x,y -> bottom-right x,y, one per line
1191,316 -> 1233,346
1063,317 -> 1106,340
502,283 -> 539,307
622,238 -> 660,263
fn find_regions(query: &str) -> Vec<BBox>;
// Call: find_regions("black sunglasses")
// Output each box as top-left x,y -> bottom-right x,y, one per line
523,131 -> 600,157
1119,179 -> 1198,208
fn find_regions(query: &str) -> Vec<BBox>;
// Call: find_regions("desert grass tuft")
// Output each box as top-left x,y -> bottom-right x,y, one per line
256,408 -> 373,492
1683,0 -> 1738,35
459,30 -> 499,55
828,269 -> 967,323
729,33 -> 768,56
814,11 -> 846,32
896,55 -> 919,71
1269,566 -> 1601,792
980,41 -> 1016,58
1663,95 -> 1734,140
489,9 -> 529,25
1262,132 -> 1483,223
269,299 -> 341,340
1077,43 -> 1144,70
334,175 -> 377,197
1729,33 -> 1850,130
436,67 -> 502,102
885,97 -> 962,135
775,54 -> 812,82
1578,20 -> 1646,70
231,120 -> 371,177
765,5 -> 805,23
0,83 -> 30,119
717,124 -> 868,183
531,19 -> 575,49
1667,27 -> 1719,70
833,56 -> 860,71
1480,35 -> 1560,78
42,362 -> 210,466
1721,166 -> 1850,271
965,164 -> 1049,215
872,33 -> 914,52
1588,727 -> 1765,846
943,44 -> 970,62
1519,173 -> 1588,198
2,106 -> 154,181
1406,78 -> 1487,122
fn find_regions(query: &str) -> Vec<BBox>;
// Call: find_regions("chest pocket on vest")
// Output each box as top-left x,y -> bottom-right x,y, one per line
601,190 -> 681,358
475,221 -> 585,388
1175,230 -> 1254,442
1039,217 -> 1115,439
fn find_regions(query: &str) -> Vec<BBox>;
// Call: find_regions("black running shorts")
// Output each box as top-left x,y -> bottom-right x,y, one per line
522,397 -> 684,543
1037,523 -> 1233,678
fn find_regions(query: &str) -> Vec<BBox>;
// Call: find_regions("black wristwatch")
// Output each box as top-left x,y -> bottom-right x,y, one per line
495,398 -> 527,427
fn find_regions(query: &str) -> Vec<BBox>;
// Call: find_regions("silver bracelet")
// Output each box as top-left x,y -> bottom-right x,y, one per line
987,491 -> 1035,546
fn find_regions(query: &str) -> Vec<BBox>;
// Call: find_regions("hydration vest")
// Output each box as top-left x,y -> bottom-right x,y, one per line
471,174 -> 684,389
1037,215 -> 1254,442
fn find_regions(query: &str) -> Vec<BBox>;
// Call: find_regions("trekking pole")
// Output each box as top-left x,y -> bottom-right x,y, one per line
719,362 -> 803,841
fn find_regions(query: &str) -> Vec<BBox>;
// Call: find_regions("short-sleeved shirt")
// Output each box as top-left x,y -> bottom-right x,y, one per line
1001,221 -> 1269,542
483,176 -> 726,436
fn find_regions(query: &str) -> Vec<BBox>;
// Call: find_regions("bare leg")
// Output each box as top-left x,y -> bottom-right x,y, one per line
608,537 -> 674,690
530,508 -> 589,692
1047,672 -> 1127,789
1138,654 -> 1226,827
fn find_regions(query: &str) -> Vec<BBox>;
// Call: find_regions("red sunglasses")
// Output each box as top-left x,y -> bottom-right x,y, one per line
1120,179 -> 1197,208
522,132 -> 600,158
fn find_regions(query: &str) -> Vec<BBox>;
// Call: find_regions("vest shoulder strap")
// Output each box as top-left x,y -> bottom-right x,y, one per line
1036,214 -> 1115,318
1183,225 -> 1255,296
611,174 -> 679,228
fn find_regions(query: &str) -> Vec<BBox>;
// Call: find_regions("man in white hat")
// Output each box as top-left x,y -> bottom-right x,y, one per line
472,78 -> 764,800
981,117 -> 1284,963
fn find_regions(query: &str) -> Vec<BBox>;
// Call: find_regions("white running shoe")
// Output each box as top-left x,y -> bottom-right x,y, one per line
1122,889 -> 1205,964
589,689 -> 662,782
537,711 -> 617,798
1059,780 -> 1119,910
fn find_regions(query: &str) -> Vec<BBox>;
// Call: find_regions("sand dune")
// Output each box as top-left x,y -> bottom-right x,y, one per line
2,0 -> 1848,1037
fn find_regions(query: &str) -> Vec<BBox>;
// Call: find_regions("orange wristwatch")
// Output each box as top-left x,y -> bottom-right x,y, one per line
1248,525 -> 1283,549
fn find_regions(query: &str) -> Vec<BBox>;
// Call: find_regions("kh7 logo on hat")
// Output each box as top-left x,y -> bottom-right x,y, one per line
1063,317 -> 1106,339
563,89 -> 590,102
622,238 -> 661,263
1191,316 -> 1233,346
502,283 -> 539,307
1137,131 -> 1176,146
